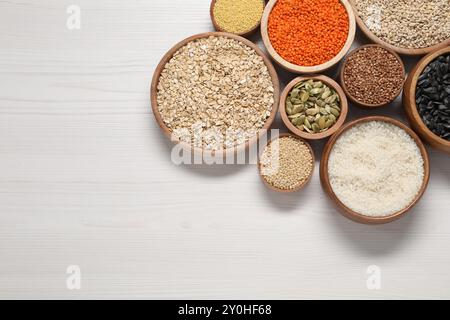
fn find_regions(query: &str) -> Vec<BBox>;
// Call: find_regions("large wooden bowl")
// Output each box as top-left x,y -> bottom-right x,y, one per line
339,44 -> 406,109
320,116 -> 430,225
210,0 -> 265,37
258,133 -> 315,193
260,0 -> 356,74
349,0 -> 450,56
403,46 -> 450,154
150,32 -> 280,157
279,75 -> 349,140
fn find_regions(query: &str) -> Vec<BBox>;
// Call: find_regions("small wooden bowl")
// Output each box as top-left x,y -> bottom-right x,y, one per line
258,133 -> 315,193
403,46 -> 450,154
150,32 -> 280,157
210,0 -> 265,37
320,116 -> 430,225
349,0 -> 450,56
279,75 -> 349,140
260,0 -> 356,74
339,44 -> 406,109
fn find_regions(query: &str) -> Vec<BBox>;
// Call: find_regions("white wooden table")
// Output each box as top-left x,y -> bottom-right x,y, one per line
0,0 -> 449,299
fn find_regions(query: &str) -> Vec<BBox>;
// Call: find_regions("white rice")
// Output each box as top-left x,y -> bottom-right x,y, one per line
328,121 -> 424,217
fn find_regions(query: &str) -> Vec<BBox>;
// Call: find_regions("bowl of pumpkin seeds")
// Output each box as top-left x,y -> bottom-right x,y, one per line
280,75 -> 349,140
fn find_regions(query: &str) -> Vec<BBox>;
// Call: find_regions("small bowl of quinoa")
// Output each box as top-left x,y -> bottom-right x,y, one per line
258,133 -> 315,192
320,116 -> 430,224
340,44 -> 406,108
210,0 -> 265,37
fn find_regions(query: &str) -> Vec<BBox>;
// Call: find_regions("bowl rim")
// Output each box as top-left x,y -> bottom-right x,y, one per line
258,132 -> 315,193
209,0 -> 265,37
150,31 -> 280,158
349,0 -> 450,56
403,46 -> 450,153
319,116 -> 430,225
279,75 -> 349,140
260,0 -> 356,74
339,44 -> 406,109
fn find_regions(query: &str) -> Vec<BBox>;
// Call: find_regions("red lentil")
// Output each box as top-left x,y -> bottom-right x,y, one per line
268,0 -> 349,67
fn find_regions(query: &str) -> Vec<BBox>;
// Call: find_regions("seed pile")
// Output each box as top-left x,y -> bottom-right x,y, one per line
268,0 -> 349,66
156,36 -> 275,150
213,0 -> 264,34
343,46 -> 404,105
328,121 -> 424,217
416,54 -> 450,141
354,0 -> 450,49
260,136 -> 313,191
286,80 -> 341,134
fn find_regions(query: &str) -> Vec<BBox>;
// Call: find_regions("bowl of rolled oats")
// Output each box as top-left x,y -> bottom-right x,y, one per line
151,32 -> 280,155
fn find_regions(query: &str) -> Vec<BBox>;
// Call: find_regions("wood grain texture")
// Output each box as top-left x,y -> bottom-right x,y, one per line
0,0 -> 450,299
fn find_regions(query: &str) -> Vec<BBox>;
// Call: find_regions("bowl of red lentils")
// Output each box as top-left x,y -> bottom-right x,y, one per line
261,0 -> 356,74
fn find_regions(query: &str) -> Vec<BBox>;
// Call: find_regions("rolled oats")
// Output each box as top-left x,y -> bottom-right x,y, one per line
156,36 -> 275,150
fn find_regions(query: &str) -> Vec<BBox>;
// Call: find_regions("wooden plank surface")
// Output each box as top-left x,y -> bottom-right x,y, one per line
0,0 -> 449,299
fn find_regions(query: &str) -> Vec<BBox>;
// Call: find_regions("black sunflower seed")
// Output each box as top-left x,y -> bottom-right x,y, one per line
415,53 -> 450,141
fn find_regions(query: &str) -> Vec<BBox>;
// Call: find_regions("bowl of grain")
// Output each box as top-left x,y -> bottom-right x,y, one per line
340,44 -> 406,108
350,0 -> 450,56
260,0 -> 356,74
151,32 -> 280,157
320,116 -> 430,224
210,0 -> 265,37
403,46 -> 450,154
258,133 -> 315,192
279,75 -> 349,140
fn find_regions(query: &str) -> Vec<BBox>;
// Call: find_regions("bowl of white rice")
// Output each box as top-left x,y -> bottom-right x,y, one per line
320,116 -> 430,224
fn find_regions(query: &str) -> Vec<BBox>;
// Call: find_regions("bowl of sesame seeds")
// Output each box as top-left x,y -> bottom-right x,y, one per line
350,0 -> 450,56
151,32 -> 280,155
259,133 -> 315,192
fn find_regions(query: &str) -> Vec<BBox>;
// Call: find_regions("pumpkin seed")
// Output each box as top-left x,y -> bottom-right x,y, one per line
330,108 -> 340,117
304,118 -> 312,129
325,119 -> 335,128
286,79 -> 342,134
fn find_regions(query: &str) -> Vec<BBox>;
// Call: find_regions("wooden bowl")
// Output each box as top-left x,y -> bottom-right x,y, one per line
258,133 -> 315,193
150,32 -> 280,157
320,116 -> 430,225
260,0 -> 356,74
339,44 -> 406,109
403,46 -> 450,154
210,0 -> 265,37
279,75 -> 349,140
349,0 -> 450,56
